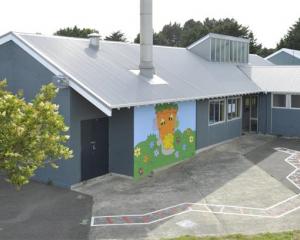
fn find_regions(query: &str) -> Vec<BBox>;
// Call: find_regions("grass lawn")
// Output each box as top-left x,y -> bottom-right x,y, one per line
164,231 -> 300,240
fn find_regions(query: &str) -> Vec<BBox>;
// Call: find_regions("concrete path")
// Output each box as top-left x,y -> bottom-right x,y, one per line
91,147 -> 300,226
74,135 -> 300,239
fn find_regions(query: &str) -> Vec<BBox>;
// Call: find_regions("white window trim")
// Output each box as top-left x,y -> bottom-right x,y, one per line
271,93 -> 289,109
227,97 -> 242,122
208,98 -> 226,126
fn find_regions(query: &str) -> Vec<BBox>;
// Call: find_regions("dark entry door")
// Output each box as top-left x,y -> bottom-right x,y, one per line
81,118 -> 109,181
243,95 -> 258,132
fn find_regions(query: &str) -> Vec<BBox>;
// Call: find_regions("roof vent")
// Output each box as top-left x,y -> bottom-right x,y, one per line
88,33 -> 101,50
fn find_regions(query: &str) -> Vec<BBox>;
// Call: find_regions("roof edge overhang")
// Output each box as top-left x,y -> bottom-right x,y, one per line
0,32 -> 112,116
111,90 -> 262,109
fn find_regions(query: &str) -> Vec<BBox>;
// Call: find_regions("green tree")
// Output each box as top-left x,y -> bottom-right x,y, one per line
181,19 -> 206,47
134,32 -> 167,45
134,18 -> 271,56
134,23 -> 180,46
0,80 -> 72,188
105,30 -> 127,42
277,18 -> 300,50
54,25 -> 99,38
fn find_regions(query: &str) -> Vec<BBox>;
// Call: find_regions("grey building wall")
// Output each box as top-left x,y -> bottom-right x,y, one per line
0,41 -> 73,187
196,99 -> 242,149
0,42 -> 13,82
258,93 -> 272,134
69,90 -> 107,185
70,92 -> 134,181
0,41 -> 135,187
268,51 -> 300,65
272,108 -> 300,136
258,93 -> 300,137
109,108 -> 134,176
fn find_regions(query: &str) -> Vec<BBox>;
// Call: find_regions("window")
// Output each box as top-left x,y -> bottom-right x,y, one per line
215,39 -> 221,62
291,95 -> 300,108
210,37 -> 249,64
228,97 -> 241,120
273,94 -> 286,108
209,99 -> 225,125
211,38 -> 216,61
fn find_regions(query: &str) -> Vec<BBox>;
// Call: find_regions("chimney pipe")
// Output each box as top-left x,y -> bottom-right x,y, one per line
139,0 -> 155,78
88,33 -> 100,50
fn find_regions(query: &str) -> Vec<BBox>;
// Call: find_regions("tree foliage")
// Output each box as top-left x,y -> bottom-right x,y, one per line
0,80 -> 72,188
134,18 -> 273,56
277,18 -> 300,50
54,25 -> 99,38
105,30 -> 127,42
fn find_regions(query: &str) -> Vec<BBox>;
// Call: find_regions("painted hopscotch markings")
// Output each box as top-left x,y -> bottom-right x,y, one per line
91,148 -> 300,227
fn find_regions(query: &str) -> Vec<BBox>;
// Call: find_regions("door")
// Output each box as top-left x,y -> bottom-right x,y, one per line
242,95 -> 258,132
81,118 -> 109,181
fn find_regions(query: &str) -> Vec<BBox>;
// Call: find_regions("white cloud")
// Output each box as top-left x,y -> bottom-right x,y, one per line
1,0 -> 299,48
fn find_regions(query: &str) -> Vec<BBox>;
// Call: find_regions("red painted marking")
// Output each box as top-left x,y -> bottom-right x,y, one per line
122,216 -> 132,223
155,210 -> 163,215
171,207 -> 178,214
143,216 -> 150,223
106,217 -> 113,224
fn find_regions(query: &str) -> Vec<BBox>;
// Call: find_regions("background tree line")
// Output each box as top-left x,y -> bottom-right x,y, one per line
55,17 -> 300,58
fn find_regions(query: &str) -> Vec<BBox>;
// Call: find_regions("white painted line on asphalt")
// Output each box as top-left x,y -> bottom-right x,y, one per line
91,147 -> 300,227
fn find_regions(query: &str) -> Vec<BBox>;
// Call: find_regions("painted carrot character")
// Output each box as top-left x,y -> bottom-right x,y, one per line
155,103 -> 178,154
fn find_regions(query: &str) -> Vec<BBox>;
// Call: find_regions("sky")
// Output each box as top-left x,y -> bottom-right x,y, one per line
1,0 -> 299,48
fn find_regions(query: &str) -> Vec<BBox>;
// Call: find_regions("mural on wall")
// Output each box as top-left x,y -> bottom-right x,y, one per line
134,101 -> 196,178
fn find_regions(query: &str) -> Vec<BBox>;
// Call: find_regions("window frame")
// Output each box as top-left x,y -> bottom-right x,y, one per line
290,94 -> 300,110
272,93 -> 288,109
208,98 -> 226,126
227,97 -> 242,121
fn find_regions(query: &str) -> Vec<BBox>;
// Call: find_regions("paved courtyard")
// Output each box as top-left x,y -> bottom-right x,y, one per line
74,134 -> 300,240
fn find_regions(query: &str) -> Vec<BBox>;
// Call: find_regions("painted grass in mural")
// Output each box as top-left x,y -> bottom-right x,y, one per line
134,102 -> 196,178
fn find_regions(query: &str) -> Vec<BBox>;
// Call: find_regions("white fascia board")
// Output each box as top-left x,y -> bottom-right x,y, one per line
186,34 -> 210,50
209,33 -> 250,43
112,90 -> 262,109
265,49 -> 286,60
0,32 -> 112,116
187,33 -> 250,50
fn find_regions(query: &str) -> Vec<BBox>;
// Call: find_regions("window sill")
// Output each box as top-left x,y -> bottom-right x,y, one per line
272,106 -> 288,109
228,117 -> 241,122
209,121 -> 226,127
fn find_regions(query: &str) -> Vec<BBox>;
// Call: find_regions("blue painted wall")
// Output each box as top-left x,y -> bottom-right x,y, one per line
268,51 -> 300,65
258,93 -> 272,134
109,108 -> 134,177
258,93 -> 300,137
0,41 -> 74,187
272,108 -> 300,136
196,99 -> 242,149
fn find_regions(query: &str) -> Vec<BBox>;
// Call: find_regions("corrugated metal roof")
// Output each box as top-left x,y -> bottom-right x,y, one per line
13,33 -> 261,108
240,65 -> 300,93
249,54 -> 273,66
